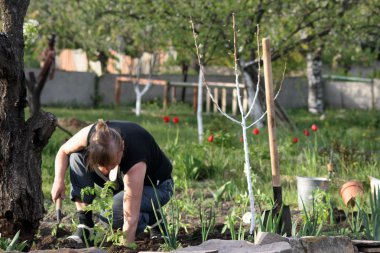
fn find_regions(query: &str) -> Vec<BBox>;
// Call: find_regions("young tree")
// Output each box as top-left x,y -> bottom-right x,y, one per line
0,0 -> 56,238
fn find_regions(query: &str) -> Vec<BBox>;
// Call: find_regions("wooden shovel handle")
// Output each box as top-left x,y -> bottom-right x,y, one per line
263,38 -> 281,187
56,197 -> 62,210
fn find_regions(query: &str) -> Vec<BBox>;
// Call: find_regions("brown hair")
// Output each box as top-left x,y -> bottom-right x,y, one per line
87,119 -> 123,170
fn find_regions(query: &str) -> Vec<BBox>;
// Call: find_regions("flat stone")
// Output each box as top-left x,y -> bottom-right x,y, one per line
173,239 -> 291,253
255,232 -> 289,245
289,236 -> 355,253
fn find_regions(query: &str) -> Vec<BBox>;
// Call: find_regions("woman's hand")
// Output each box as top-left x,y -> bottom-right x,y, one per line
51,178 -> 66,202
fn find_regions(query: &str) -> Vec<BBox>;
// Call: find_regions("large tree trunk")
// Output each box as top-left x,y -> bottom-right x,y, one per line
26,35 -> 55,116
307,47 -> 324,114
0,0 -> 56,238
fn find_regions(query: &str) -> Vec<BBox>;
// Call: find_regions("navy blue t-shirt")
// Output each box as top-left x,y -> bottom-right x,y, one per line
88,121 -> 172,186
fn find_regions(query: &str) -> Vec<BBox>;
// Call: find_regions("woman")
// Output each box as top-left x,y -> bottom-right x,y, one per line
51,119 -> 173,244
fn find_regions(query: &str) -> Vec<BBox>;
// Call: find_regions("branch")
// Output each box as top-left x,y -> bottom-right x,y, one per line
246,63 -> 286,129
244,25 -> 261,119
190,16 -> 241,125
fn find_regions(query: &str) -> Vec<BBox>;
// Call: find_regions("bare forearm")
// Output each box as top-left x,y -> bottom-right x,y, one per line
54,147 -> 69,182
122,162 -> 146,244
123,192 -> 139,243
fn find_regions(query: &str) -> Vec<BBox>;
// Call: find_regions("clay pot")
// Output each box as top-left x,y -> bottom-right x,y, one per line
340,180 -> 364,207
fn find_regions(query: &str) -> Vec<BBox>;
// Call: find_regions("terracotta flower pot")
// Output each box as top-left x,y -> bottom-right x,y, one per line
340,180 -> 364,207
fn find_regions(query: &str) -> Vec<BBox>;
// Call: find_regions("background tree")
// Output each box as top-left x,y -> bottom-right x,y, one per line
322,1 -> 380,77
28,0 -> 375,117
0,0 -> 56,238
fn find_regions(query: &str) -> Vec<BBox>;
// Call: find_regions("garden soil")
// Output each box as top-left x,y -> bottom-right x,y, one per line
29,207 -> 231,253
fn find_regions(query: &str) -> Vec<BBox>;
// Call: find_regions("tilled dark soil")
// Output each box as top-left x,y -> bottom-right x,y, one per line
29,209 -> 232,253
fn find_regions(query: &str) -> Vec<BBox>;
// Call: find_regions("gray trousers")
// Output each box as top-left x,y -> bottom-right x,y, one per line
69,151 -> 173,234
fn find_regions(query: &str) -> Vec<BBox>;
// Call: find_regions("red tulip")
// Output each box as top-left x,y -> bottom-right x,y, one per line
292,137 -> 298,144
240,136 -> 243,143
173,117 -> 179,124
163,116 -> 170,123
311,124 -> 318,132
208,134 -> 214,143
303,129 -> 310,136
253,128 -> 260,135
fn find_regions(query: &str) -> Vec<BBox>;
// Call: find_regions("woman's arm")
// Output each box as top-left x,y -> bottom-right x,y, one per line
51,124 -> 93,202
122,161 -> 147,243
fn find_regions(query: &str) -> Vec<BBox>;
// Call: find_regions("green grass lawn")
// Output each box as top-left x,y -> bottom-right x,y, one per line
41,102 -> 380,218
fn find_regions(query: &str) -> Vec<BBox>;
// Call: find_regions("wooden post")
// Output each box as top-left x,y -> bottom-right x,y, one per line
206,88 -> 211,113
243,89 -> 248,113
115,79 -> 121,106
163,81 -> 170,110
193,87 -> 198,113
213,87 -> 219,112
222,88 -> 227,112
263,38 -> 280,188
232,89 -> 237,116
172,87 -> 177,103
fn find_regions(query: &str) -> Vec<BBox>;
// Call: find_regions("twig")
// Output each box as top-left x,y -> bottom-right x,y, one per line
190,16 -> 241,125
56,124 -> 73,137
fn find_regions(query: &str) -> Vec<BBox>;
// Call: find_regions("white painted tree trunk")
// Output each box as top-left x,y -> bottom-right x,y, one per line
133,54 -> 156,116
191,16 -> 266,234
197,70 -> 204,143
307,49 -> 324,114
237,77 -> 256,234
135,88 -> 142,116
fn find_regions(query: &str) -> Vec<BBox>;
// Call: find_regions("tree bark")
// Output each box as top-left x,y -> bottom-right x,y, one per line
180,63 -> 189,102
0,0 -> 57,238
306,47 -> 324,114
26,35 -> 55,116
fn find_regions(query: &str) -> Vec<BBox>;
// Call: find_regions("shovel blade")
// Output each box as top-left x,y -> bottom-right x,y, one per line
273,186 -> 292,236
263,205 -> 292,237
56,209 -> 62,224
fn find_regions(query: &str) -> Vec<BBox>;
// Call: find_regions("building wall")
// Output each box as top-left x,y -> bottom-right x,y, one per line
27,68 -> 379,110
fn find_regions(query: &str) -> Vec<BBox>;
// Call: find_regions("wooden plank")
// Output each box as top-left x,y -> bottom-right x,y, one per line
172,86 -> 177,103
222,88 -> 227,112
170,81 -> 244,89
163,82 -> 170,110
232,89 -> 237,116
353,240 -> 380,247
243,89 -> 248,113
206,89 -> 211,113
116,76 -> 166,86
115,81 -> 121,105
213,87 -> 218,113
359,247 -> 380,252
193,87 -> 198,113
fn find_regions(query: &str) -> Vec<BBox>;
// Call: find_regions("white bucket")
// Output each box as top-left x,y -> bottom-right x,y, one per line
296,176 -> 330,210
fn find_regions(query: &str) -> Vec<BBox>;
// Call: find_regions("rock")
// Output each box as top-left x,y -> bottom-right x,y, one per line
29,247 -> 106,253
173,239 -> 292,253
289,236 -> 355,253
254,232 -> 289,245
